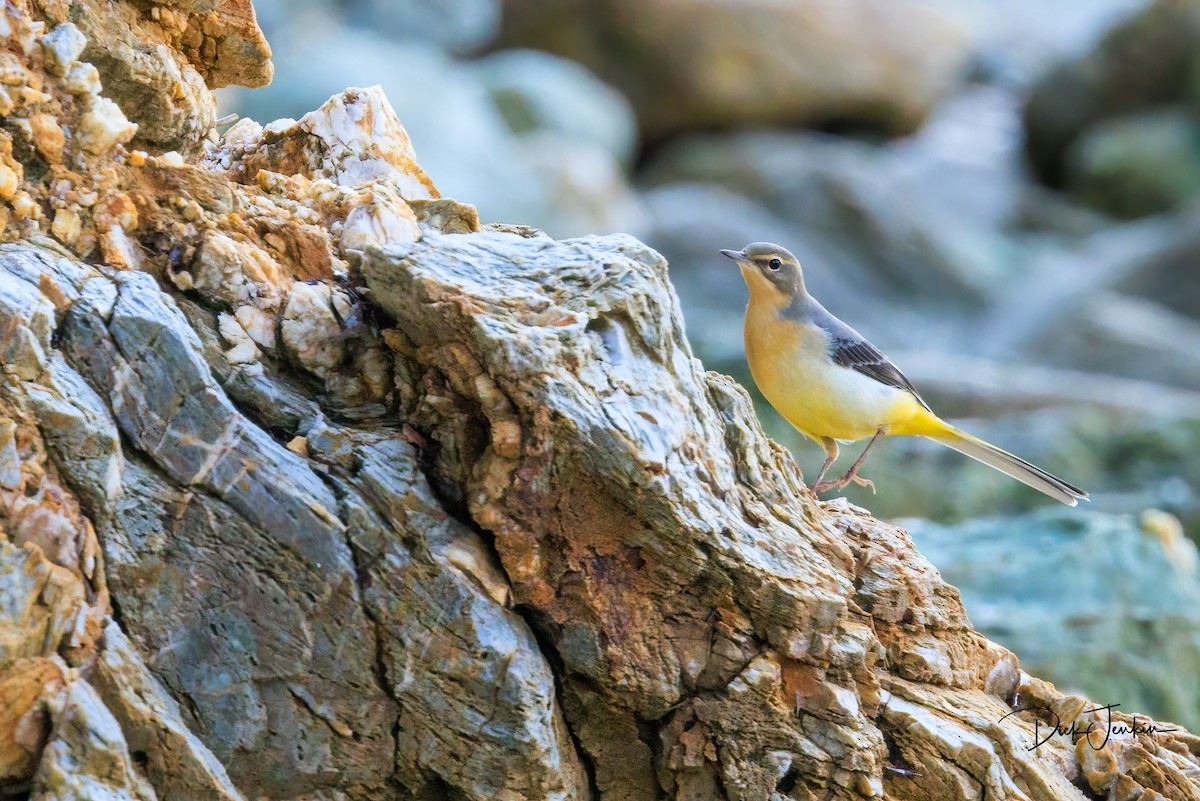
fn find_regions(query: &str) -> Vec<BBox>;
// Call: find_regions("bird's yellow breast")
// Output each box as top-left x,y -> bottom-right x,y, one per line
744,302 -> 923,443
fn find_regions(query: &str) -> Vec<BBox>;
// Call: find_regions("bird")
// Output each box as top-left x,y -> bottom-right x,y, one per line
720,242 -> 1088,506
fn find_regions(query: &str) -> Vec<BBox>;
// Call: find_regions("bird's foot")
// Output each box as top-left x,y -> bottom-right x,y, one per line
848,473 -> 876,493
811,479 -> 839,495
812,473 -> 875,495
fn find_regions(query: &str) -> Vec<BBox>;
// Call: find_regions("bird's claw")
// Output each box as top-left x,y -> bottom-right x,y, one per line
811,479 -> 839,495
849,474 -> 876,493
811,474 -> 875,495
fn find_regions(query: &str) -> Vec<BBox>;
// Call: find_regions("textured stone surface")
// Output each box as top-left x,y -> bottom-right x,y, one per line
32,678 -> 158,801
92,621 -> 244,801
218,11 -> 645,239
70,0 -> 269,152
361,231 -> 1200,799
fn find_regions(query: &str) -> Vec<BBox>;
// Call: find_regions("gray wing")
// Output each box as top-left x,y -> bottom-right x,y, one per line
808,302 -> 930,410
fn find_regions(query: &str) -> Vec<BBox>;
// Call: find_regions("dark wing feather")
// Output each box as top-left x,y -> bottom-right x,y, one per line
830,338 -> 927,403
806,302 -> 930,410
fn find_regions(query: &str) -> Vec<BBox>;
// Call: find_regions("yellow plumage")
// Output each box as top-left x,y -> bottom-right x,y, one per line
727,242 -> 1087,506
742,261 -> 937,443
744,297 -> 931,441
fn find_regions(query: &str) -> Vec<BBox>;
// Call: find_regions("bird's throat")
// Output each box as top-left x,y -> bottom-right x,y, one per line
739,264 -> 792,312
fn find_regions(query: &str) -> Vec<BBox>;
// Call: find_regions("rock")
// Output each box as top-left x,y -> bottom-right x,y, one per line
219,35 -> 498,197
280,280 -> 346,375
0,521 -> 97,788
180,232 -> 288,313
76,96 -> 138,155
216,13 -> 640,236
1031,290 -> 1200,391
177,0 -> 274,90
59,271 -> 397,796
62,63 -> 100,96
920,0 -> 1150,87
496,0 -> 971,142
0,165 -> 17,203
906,509 -> 1200,729
340,0 -> 500,52
72,0 -> 270,153
0,658 -> 66,782
0,236 -> 590,799
39,22 -> 86,77
0,541 -> 82,683
90,620 -> 246,801
32,678 -> 157,801
359,228 -> 1194,800
207,85 -> 439,199
1077,733 -> 1119,793
471,48 -> 638,165
1023,0 -> 1200,193
0,0 -> 270,259
333,433 -> 589,800
216,311 -> 261,364
1066,109 -> 1200,217
338,185 -> 421,254
0,14 -> 599,788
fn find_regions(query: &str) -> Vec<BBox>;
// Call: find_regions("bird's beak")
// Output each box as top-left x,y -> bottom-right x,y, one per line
719,249 -> 747,264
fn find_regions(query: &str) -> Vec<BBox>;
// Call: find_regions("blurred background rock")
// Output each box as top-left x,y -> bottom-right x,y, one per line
221,0 -> 1200,725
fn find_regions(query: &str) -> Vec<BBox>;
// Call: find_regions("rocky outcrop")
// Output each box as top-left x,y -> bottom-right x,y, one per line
220,0 -> 642,239
2,1 -> 1200,800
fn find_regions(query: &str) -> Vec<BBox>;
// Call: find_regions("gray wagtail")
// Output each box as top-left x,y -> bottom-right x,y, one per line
721,242 -> 1088,506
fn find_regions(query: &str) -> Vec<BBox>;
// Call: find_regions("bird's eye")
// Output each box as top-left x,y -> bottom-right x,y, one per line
768,258 -> 782,271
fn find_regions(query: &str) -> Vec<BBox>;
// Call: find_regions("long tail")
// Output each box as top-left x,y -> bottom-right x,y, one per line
926,426 -> 1089,507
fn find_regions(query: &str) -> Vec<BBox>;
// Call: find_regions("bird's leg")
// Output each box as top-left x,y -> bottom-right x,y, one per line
811,438 -> 840,495
831,428 -> 886,493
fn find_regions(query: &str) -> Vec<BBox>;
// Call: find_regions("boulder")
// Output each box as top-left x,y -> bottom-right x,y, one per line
1066,109 -> 1200,218
471,48 -> 638,166
71,0 -> 272,152
1023,0 -> 1200,203
907,508 -> 1200,729
496,0 -> 971,142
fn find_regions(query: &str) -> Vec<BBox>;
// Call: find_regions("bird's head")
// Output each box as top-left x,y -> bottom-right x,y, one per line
720,242 -> 805,305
